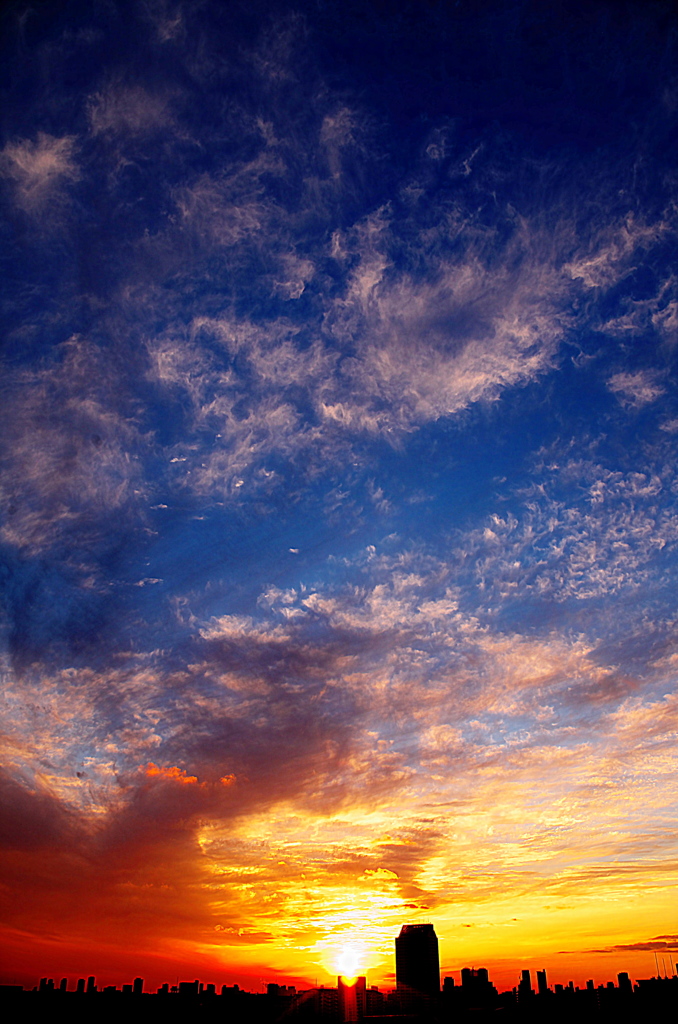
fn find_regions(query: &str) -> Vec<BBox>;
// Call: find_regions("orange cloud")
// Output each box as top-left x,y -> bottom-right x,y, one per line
144,763 -> 201,785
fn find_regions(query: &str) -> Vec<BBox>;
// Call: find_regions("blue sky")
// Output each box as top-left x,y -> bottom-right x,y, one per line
1,0 -> 677,990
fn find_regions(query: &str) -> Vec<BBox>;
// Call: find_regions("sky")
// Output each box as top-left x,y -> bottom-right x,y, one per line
1,0 -> 678,995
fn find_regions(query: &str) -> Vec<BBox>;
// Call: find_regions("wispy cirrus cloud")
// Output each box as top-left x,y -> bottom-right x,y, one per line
88,82 -> 176,138
0,132 -> 79,216
0,337 -> 148,555
563,212 -> 666,290
462,450 -> 678,605
608,369 -> 665,408
320,195 -> 575,434
136,201 -> 582,499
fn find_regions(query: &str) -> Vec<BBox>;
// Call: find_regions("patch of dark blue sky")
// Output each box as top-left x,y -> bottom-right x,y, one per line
1,0 -> 677,721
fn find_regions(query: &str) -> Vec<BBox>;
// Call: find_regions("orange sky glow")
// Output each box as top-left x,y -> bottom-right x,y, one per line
2,727 -> 676,992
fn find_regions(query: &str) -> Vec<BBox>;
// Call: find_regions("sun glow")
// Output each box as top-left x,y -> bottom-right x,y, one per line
336,944 -> 363,980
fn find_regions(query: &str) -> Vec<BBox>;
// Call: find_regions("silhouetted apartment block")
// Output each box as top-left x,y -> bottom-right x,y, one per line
457,967 -> 497,1009
536,969 -> 548,995
291,985 -> 339,1018
366,985 -> 385,1014
315,986 -> 339,1017
178,980 -> 199,996
395,922 -> 440,1005
338,975 -> 366,1021
133,977 -> 143,996
461,967 -> 490,988
268,983 -> 296,997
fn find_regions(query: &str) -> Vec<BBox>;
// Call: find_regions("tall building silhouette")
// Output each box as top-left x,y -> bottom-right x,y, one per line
395,923 -> 440,1004
338,975 -> 366,1022
518,970 -> 533,1004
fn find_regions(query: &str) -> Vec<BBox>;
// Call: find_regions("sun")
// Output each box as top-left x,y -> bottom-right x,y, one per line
336,944 -> 363,979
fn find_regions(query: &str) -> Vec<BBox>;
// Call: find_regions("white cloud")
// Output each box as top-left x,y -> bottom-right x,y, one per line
563,212 -> 663,289
652,299 -> 678,343
173,167 -> 272,248
608,370 -> 665,408
0,133 -> 79,213
466,456 -> 678,603
88,83 -> 174,136
321,208 -> 569,434
0,337 -> 148,553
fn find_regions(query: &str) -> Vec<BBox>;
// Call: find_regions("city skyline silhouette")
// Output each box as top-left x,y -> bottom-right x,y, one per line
3,920 -> 677,1022
4,921 -> 677,998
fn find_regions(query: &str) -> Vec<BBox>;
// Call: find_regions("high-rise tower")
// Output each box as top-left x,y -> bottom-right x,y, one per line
395,923 -> 440,1003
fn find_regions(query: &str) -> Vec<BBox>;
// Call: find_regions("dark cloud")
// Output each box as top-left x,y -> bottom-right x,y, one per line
599,937 -> 678,953
0,769 -> 77,851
